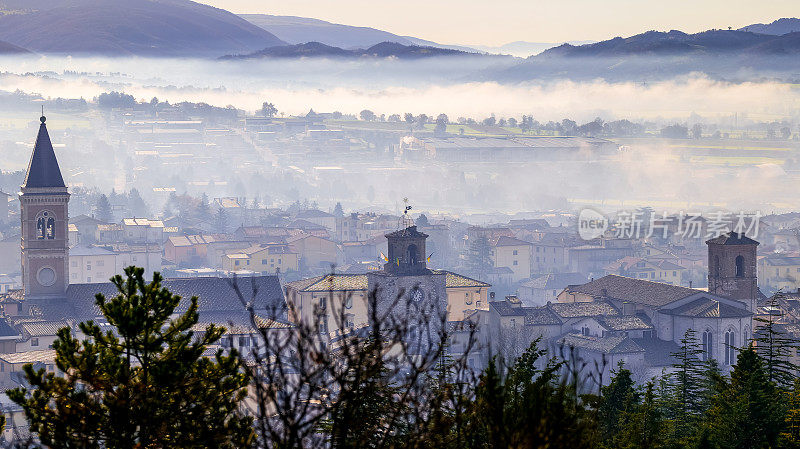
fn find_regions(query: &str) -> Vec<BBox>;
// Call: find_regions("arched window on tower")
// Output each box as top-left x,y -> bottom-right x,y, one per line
735,255 -> 745,278
702,330 -> 713,361
407,244 -> 418,266
714,255 -> 721,277
35,211 -> 55,240
724,329 -> 736,365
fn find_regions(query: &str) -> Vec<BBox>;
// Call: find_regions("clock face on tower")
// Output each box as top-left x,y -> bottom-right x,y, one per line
412,289 -> 424,302
36,266 -> 56,287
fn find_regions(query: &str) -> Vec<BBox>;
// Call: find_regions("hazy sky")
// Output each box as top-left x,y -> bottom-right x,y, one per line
200,0 -> 798,46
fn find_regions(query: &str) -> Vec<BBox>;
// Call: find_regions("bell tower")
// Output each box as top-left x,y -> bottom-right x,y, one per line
20,115 -> 70,300
707,231 -> 758,307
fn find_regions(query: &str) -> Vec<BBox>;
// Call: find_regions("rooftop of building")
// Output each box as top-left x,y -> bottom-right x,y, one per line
559,333 -> 644,354
562,274 -> 700,308
706,231 -> 760,246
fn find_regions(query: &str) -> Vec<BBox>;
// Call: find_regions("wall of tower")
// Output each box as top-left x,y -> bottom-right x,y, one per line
707,243 -> 758,302
20,191 -> 70,299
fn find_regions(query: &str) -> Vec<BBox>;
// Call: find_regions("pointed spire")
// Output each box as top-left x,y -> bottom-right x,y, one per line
22,114 -> 65,189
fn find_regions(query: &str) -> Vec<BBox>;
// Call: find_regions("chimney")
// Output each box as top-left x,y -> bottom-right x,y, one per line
506,295 -> 521,307
689,280 -> 693,289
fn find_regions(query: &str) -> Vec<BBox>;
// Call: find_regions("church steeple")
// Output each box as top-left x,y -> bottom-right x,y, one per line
22,115 -> 65,190
20,114 -> 70,301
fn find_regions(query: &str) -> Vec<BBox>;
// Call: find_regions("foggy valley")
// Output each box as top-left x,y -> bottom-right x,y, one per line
0,2 -> 800,447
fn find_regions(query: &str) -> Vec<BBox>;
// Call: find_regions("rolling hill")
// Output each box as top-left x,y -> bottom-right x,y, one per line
0,0 -> 285,57
494,27 -> 800,82
222,41 -> 485,60
0,40 -> 29,54
538,29 -> 787,58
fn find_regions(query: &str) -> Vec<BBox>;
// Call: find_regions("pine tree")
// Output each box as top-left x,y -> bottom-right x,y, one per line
128,188 -> 149,217
7,267 -> 253,448
663,329 -> 708,444
615,382 -> 665,449
95,193 -> 113,223
460,340 -> 597,449
706,347 -> 784,449
755,294 -> 800,389
783,378 -> 800,445
598,362 -> 639,443
215,207 -> 228,233
333,202 -> 344,218
198,192 -> 211,220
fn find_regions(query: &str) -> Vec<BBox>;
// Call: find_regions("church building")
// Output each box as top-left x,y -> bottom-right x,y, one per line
2,116 -> 287,335
285,216 -> 490,335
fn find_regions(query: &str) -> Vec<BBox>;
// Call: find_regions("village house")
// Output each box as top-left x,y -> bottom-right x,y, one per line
164,234 -> 219,266
517,272 -> 588,306
491,236 -> 532,283
484,231 -> 760,383
221,244 -> 300,274
68,245 -> 118,284
758,255 -> 800,294
604,256 -> 685,285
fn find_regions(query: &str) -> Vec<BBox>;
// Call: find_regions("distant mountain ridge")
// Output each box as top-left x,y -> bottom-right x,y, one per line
239,14 -> 479,53
539,29 -> 800,58
221,41 -> 487,60
740,18 -> 800,35
472,40 -> 595,57
0,0 -> 285,57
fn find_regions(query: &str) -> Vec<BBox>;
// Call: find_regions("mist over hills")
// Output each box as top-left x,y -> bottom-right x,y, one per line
0,0 -> 285,57
0,0 -> 797,83
221,41 -> 487,60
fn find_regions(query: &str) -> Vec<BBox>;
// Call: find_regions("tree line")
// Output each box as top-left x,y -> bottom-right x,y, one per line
4,270 -> 800,448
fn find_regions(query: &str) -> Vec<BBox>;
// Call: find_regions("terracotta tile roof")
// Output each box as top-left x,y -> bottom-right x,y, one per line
435,271 -> 490,288
548,300 -> 619,318
19,320 -> 70,337
288,274 -> 369,292
286,270 -> 489,293
0,349 -> 56,364
493,236 -> 532,247
596,314 -> 653,331
559,333 -> 644,354
521,272 -> 587,289
58,276 -> 286,322
564,275 -> 699,307
663,297 -> 751,318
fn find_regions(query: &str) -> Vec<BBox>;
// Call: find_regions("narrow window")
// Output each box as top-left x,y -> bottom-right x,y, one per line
702,330 -> 713,361
725,330 -> 736,365
735,256 -> 745,278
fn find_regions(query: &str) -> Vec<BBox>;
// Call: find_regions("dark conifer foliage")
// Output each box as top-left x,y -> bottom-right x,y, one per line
8,267 -> 253,448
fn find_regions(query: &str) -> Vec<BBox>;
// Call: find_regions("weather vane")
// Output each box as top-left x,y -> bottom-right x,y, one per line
399,197 -> 414,232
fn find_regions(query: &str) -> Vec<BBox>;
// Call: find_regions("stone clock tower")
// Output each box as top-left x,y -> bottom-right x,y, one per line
368,224 -> 448,350
20,115 -> 70,300
707,231 -> 758,310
